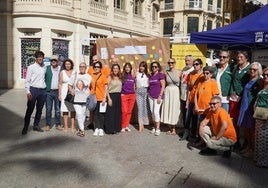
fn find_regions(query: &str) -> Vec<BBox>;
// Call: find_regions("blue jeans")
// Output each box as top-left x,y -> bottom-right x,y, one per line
46,90 -> 61,126
24,87 -> 46,128
221,103 -> 229,113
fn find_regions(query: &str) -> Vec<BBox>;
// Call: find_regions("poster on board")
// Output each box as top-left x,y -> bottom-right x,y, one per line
96,37 -> 170,70
172,44 -> 207,69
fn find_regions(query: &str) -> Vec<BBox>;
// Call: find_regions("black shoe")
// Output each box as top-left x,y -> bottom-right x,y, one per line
22,127 -> 28,135
199,148 -> 217,156
33,126 -> 44,132
86,123 -> 94,130
179,131 -> 189,141
222,150 -> 232,158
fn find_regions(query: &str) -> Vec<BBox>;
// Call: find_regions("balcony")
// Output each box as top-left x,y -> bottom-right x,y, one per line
14,0 -> 73,17
114,8 -> 128,23
89,1 -> 108,17
184,2 -> 203,11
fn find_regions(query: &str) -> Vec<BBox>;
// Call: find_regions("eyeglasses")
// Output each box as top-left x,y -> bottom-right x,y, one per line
249,68 -> 258,72
262,73 -> 268,78
203,71 -> 211,75
94,66 -> 100,68
168,62 -> 175,65
209,102 -> 219,106
152,66 -> 158,69
79,66 -> 86,68
193,63 -> 200,66
219,56 -> 228,59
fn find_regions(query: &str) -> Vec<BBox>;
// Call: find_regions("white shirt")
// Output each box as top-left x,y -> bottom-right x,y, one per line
25,62 -> 46,94
136,72 -> 149,88
50,66 -> 61,89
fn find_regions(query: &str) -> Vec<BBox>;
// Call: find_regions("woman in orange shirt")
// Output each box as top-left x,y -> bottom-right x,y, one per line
91,61 -> 108,137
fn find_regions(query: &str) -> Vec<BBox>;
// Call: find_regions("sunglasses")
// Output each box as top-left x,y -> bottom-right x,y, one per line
193,63 -> 200,66
203,72 -> 211,75
262,73 -> 268,78
152,66 -> 158,69
168,62 -> 175,64
219,56 -> 228,59
249,68 -> 258,72
209,102 -> 219,106
94,66 -> 100,68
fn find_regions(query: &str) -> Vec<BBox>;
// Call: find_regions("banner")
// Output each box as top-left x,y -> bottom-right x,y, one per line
252,49 -> 268,67
96,37 -> 170,70
172,44 -> 207,69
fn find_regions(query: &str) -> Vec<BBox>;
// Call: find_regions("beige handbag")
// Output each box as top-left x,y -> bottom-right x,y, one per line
253,107 -> 268,120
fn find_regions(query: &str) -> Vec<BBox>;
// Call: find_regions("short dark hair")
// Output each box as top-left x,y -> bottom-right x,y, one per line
194,58 -> 203,65
35,51 -> 45,58
93,61 -> 102,69
203,66 -> 214,74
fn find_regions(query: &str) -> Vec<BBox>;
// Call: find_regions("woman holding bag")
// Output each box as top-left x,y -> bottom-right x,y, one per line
254,67 -> 268,167
68,62 -> 92,137
59,59 -> 76,133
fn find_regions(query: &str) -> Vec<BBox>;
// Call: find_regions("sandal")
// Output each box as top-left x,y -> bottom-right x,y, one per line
77,130 -> 85,137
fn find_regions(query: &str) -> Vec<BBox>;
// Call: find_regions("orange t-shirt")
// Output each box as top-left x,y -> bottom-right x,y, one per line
205,107 -> 237,142
195,78 -> 219,112
187,72 -> 203,103
90,73 -> 108,101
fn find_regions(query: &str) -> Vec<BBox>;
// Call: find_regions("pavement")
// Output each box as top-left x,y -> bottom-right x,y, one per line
0,89 -> 267,188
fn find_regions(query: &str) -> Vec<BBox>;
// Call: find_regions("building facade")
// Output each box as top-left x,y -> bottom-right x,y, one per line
0,0 -> 161,89
159,0 -> 231,43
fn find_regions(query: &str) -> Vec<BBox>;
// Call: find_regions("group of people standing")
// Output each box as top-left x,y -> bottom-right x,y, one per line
179,51 -> 268,167
21,50 -> 268,167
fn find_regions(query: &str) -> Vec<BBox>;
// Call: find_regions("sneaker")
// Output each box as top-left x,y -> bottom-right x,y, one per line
99,129 -> 104,137
222,150 -> 232,158
93,128 -> 99,136
199,148 -> 217,156
121,128 -> 126,132
155,129 -> 160,136
150,128 -> 156,134
125,127 -> 131,132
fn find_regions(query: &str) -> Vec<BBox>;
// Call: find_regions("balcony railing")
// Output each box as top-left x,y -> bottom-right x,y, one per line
133,14 -> 145,28
185,2 -> 202,10
114,8 -> 128,23
14,0 -> 73,15
89,1 -> 108,17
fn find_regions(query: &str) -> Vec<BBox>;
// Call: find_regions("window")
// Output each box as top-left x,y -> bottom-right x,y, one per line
207,20 -> 212,30
152,4 -> 158,22
52,39 -> 69,65
133,0 -> 142,15
208,0 -> 213,11
187,17 -> 199,33
21,38 -> 41,79
189,0 -> 202,9
94,0 -> 105,3
165,0 -> 173,9
163,18 -> 173,35
114,0 -> 125,9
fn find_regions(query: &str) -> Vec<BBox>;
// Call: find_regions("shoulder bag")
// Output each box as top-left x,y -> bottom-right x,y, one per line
86,74 -> 101,111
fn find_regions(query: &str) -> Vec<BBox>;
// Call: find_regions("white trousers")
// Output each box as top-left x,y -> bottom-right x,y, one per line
149,97 -> 162,122
74,104 -> 87,131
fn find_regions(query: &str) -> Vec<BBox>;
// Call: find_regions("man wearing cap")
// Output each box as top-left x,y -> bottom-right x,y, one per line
44,55 -> 62,131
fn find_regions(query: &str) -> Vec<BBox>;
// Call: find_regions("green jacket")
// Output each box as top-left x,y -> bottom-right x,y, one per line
45,65 -> 52,91
229,64 -> 250,97
214,64 -> 232,97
